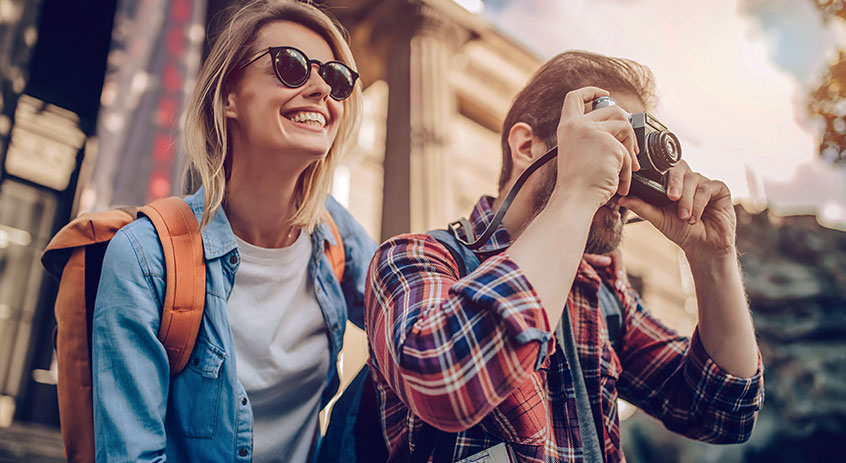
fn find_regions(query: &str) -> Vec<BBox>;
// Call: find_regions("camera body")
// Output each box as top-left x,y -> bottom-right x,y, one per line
592,96 -> 682,206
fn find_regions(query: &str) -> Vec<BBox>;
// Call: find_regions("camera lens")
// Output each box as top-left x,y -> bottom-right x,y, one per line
646,130 -> 682,172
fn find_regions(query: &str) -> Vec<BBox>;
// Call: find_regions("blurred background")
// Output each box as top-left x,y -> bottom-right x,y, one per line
0,0 -> 843,461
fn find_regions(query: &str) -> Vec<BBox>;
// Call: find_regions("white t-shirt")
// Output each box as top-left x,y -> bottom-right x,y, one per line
227,231 -> 329,463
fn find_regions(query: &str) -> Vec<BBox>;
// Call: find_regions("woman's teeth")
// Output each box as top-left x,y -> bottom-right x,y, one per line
286,111 -> 326,127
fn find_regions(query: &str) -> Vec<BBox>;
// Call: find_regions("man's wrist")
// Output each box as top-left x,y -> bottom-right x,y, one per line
544,190 -> 602,223
686,247 -> 740,281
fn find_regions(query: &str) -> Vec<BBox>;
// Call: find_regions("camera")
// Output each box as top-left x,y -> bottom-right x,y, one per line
592,96 -> 682,206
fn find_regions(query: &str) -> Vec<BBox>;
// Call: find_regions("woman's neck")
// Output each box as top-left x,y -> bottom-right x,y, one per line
224,150 -> 309,249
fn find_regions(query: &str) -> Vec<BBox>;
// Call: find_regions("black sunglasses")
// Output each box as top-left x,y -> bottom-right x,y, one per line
240,46 -> 358,101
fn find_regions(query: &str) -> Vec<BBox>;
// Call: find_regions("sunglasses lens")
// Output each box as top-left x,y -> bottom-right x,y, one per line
322,63 -> 356,100
275,48 -> 309,87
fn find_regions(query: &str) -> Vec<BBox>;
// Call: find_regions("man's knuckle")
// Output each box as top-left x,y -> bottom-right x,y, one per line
561,119 -> 579,132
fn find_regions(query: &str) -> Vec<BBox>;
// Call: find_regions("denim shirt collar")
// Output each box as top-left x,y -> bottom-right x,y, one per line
184,187 -> 238,260
184,187 -> 338,260
313,216 -> 338,249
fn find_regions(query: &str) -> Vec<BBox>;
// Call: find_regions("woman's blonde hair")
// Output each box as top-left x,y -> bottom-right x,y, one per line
182,0 -> 362,231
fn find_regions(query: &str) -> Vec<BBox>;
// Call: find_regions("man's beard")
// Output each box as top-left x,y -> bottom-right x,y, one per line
530,163 -> 626,256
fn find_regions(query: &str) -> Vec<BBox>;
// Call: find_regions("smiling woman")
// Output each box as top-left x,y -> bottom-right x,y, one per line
89,1 -> 376,462
183,0 -> 362,235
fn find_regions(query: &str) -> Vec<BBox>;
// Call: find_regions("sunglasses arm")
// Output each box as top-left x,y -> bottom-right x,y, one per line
240,48 -> 271,70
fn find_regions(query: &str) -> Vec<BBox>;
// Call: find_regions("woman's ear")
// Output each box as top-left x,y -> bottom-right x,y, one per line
507,122 -> 540,175
224,87 -> 239,120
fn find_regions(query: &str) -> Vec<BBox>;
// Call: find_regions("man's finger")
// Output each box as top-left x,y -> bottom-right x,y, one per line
584,254 -> 612,267
561,86 -> 610,119
664,160 -> 690,201
689,180 -> 719,225
677,171 -> 699,220
617,145 -> 633,196
595,120 -> 637,162
585,105 -> 630,123
591,115 -> 639,171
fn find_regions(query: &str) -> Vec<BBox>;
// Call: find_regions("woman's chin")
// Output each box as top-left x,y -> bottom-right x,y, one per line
270,141 -> 332,162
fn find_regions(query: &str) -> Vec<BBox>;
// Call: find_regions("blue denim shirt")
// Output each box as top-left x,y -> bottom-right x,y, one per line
91,188 -> 376,462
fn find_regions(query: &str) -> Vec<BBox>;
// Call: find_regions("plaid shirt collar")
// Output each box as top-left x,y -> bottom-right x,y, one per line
462,195 -> 514,254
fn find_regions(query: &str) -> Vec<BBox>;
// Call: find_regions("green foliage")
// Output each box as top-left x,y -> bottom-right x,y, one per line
809,1 -> 846,164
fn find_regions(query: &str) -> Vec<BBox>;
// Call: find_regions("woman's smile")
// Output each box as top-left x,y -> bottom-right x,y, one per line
281,107 -> 329,132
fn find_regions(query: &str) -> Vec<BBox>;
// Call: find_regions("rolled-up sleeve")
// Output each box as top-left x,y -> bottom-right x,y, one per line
685,329 -> 764,428
617,293 -> 764,444
365,234 -> 553,432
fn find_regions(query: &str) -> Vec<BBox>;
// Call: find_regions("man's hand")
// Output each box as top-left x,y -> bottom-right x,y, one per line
618,160 -> 736,261
619,161 -> 759,377
506,87 -> 639,330
554,87 -> 640,209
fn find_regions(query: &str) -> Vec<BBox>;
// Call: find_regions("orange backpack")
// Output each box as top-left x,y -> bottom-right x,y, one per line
41,197 -> 345,463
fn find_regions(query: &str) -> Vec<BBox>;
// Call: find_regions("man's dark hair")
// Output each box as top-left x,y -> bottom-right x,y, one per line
498,51 -> 657,191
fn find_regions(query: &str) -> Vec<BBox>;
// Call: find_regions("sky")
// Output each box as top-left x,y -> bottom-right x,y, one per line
474,0 -> 846,229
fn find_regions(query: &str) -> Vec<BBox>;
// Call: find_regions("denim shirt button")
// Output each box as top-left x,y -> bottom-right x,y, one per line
332,323 -> 339,331
241,397 -> 247,406
229,254 -> 238,265
239,448 -> 248,457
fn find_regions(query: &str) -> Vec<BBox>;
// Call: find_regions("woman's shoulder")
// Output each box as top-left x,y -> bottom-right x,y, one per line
106,216 -> 166,277
110,193 -> 206,274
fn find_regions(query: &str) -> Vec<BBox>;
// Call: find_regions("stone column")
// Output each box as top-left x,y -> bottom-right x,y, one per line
379,1 -> 467,240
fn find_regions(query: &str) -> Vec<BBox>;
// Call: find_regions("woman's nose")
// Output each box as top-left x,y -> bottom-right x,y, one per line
301,63 -> 331,99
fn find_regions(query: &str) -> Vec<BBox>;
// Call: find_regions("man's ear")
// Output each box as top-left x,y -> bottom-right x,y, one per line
507,122 -> 540,175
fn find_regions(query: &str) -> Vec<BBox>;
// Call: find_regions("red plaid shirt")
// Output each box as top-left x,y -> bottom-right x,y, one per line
364,196 -> 764,462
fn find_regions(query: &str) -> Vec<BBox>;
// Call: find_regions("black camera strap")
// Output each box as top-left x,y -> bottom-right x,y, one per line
449,146 -> 643,250
449,146 -> 558,249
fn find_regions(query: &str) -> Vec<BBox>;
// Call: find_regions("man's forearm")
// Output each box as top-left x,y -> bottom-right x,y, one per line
688,250 -> 759,377
508,193 -> 596,329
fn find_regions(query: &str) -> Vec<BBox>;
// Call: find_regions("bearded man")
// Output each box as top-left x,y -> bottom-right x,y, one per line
364,51 -> 763,463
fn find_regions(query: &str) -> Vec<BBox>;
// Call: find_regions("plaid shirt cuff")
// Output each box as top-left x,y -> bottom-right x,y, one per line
685,328 -> 765,414
452,253 -> 553,370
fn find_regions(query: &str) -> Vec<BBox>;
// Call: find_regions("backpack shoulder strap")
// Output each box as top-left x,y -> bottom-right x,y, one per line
324,213 -> 346,283
139,197 -> 205,375
426,229 -> 481,278
597,280 -> 624,352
